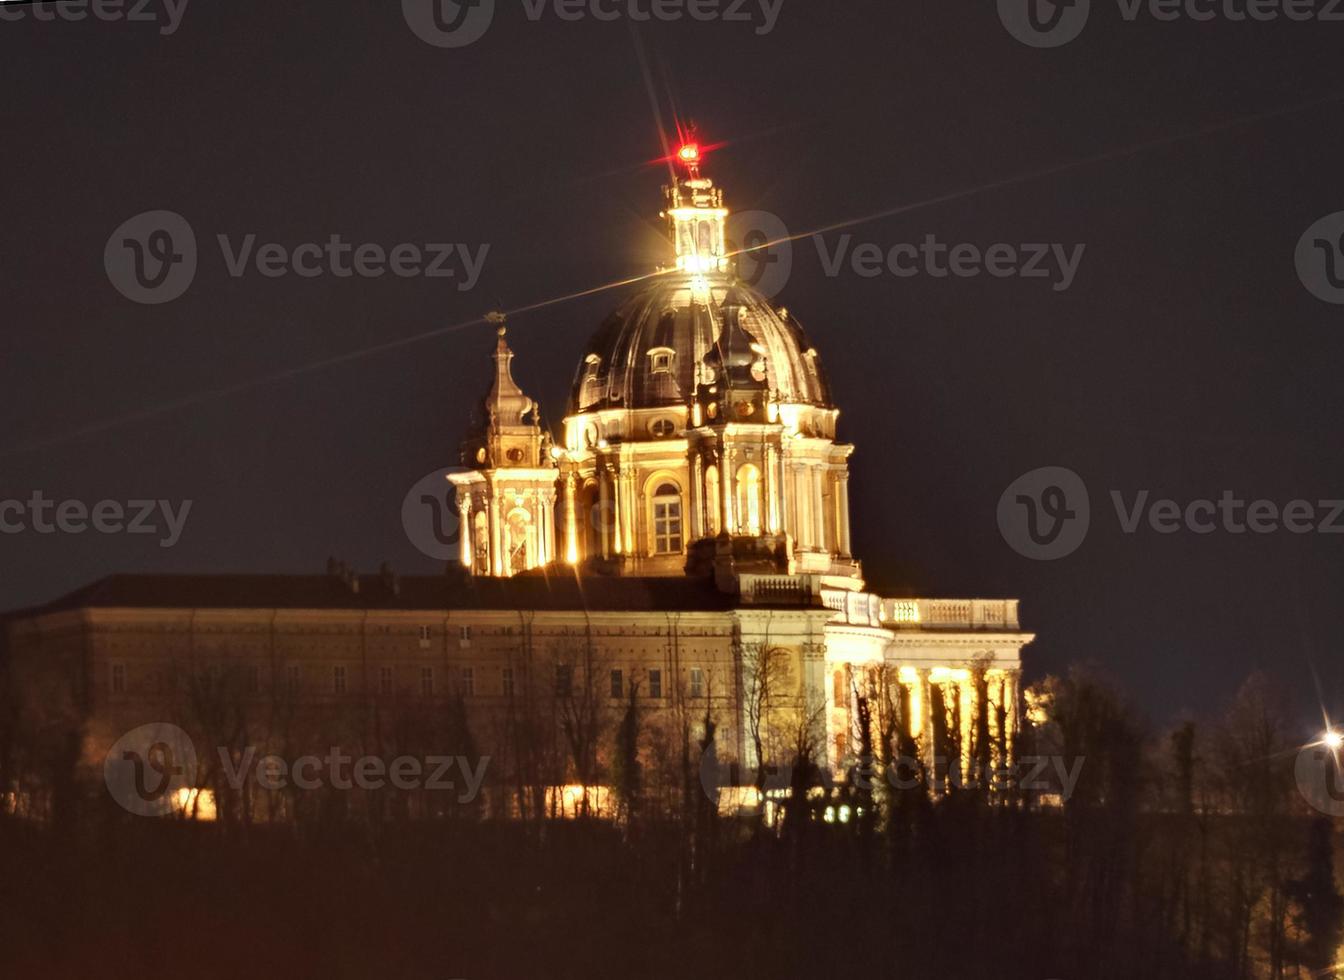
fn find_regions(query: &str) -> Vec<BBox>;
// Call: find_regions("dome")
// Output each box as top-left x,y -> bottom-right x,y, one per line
567,274 -> 833,415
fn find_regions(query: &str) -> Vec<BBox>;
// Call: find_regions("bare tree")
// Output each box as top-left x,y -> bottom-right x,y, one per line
182,657 -> 253,826
549,634 -> 609,818
779,689 -> 827,844
741,639 -> 793,823
611,678 -> 641,828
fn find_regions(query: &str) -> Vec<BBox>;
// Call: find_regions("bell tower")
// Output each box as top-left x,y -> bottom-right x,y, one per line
450,315 -> 560,577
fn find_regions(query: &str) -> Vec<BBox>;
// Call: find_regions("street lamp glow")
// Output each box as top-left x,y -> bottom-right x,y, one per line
1324,729 -> 1344,750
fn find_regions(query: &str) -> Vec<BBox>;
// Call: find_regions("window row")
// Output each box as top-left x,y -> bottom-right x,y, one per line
108,663 -> 709,700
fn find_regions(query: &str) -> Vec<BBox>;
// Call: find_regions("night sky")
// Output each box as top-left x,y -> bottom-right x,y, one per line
2,0 -> 1342,726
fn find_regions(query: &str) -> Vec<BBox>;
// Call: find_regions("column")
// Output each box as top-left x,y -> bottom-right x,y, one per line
792,463 -> 809,549
691,452 -> 704,539
488,491 -> 502,577
539,493 -> 553,565
836,472 -> 852,557
622,470 -> 636,557
721,448 -> 735,536
764,445 -> 779,534
612,465 -> 624,555
988,671 -> 1004,775
564,475 -> 579,565
918,668 -> 934,774
958,679 -> 975,788
598,471 -> 611,558
459,495 -> 472,568
812,466 -> 828,553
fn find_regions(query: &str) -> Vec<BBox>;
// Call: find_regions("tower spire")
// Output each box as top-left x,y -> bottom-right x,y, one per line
662,140 -> 730,276
450,315 -> 559,577
482,311 -> 534,427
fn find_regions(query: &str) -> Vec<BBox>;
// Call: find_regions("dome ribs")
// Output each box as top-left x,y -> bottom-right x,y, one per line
566,277 -> 836,415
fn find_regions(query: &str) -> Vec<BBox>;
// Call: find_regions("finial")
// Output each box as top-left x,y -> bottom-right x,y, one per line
486,310 -> 507,337
676,142 -> 701,178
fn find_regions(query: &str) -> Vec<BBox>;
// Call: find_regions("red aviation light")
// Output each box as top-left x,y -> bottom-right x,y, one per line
677,143 -> 701,165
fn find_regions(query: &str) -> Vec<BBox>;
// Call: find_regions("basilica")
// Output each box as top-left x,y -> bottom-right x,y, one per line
3,146 -> 1033,818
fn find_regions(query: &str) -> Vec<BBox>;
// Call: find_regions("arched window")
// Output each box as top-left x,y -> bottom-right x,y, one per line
652,483 -> 683,555
507,509 -> 531,574
579,481 -> 600,558
704,465 -> 720,536
697,220 -> 713,256
737,464 -> 761,535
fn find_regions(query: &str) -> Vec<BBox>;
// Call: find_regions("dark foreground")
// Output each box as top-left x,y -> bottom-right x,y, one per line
2,800 -> 1338,980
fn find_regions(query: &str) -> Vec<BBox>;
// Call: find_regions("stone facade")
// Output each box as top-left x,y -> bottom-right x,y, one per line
1,147 -> 1034,819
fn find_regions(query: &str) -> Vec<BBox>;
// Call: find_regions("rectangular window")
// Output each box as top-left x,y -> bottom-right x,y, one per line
110,662 -> 126,694
420,667 -> 435,697
653,498 -> 683,554
610,669 -> 623,699
502,667 -> 514,697
286,664 -> 301,697
459,625 -> 472,642
333,665 -> 347,695
555,665 -> 572,698
418,625 -> 432,649
460,667 -> 475,697
648,669 -> 662,699
379,666 -> 394,696
690,667 -> 704,699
